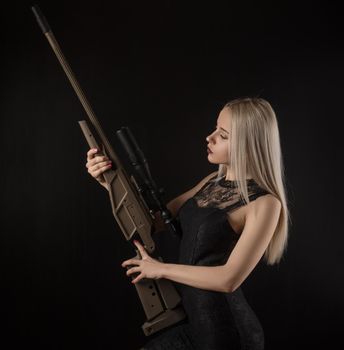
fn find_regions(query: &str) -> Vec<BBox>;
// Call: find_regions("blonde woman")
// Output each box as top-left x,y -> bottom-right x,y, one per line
85,97 -> 290,349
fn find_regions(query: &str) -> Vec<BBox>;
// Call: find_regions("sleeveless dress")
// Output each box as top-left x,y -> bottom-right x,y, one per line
142,174 -> 270,350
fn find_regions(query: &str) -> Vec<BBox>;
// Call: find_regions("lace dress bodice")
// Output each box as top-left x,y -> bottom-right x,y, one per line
193,176 -> 268,211
144,174 -> 269,350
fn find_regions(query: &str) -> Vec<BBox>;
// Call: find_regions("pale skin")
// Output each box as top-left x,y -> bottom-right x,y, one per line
85,107 -> 282,293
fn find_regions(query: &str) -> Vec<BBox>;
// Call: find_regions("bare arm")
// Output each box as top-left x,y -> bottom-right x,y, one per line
222,194 -> 281,292
159,194 -> 281,293
123,190 -> 281,293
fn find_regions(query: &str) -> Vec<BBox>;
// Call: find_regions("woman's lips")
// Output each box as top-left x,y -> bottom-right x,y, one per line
207,147 -> 213,154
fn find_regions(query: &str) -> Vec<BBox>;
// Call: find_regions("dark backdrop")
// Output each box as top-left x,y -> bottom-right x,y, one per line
1,1 -> 343,349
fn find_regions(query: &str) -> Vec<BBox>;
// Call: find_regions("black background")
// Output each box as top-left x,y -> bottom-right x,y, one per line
1,0 -> 343,349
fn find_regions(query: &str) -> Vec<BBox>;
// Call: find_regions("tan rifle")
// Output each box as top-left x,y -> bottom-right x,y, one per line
31,4 -> 186,336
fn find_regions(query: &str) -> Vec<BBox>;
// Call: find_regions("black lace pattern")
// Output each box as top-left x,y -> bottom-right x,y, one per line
194,175 -> 268,211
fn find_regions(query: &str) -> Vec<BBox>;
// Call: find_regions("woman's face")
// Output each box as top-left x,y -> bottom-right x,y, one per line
206,108 -> 231,164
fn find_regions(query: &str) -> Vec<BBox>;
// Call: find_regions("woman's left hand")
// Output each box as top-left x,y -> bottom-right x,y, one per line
121,240 -> 165,284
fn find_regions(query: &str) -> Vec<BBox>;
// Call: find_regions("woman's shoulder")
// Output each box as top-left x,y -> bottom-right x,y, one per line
168,171 -> 219,217
186,171 -> 218,196
201,171 -> 219,183
246,193 -> 281,218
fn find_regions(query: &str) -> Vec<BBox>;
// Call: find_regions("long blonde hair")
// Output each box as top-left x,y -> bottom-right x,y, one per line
216,97 -> 291,265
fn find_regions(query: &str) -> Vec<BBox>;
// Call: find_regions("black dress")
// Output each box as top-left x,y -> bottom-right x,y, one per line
142,174 -> 269,350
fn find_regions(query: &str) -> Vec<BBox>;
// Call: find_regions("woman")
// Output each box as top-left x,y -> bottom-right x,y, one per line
85,97 -> 290,349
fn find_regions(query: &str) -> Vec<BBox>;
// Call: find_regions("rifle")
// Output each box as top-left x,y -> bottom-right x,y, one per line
31,4 -> 186,336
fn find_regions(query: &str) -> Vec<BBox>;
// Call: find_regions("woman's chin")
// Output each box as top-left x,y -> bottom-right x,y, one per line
207,154 -> 217,163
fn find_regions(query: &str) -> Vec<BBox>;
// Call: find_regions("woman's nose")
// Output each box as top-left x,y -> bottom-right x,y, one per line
206,134 -> 213,143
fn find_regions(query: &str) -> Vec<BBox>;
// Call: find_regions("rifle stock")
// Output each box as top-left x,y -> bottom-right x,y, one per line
32,4 -> 186,336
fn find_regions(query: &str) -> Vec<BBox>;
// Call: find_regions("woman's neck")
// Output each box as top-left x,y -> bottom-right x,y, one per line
225,170 -> 253,181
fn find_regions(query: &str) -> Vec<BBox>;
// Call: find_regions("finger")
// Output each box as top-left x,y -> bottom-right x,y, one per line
131,273 -> 144,284
133,240 -> 148,257
86,148 -> 99,161
88,160 -> 112,172
87,155 -> 108,168
126,266 -> 140,276
89,164 -> 113,178
93,164 -> 112,177
121,259 -> 133,267
122,259 -> 140,268
87,159 -> 111,173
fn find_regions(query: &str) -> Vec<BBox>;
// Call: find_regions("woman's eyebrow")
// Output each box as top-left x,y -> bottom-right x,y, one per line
216,124 -> 229,133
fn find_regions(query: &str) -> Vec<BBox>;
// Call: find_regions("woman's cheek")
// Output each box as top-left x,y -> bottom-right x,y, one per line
219,145 -> 228,159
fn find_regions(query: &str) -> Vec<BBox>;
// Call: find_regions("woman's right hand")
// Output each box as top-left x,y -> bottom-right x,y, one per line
86,148 -> 112,188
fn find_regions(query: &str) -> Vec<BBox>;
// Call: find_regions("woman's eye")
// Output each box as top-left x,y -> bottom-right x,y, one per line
212,125 -> 227,139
